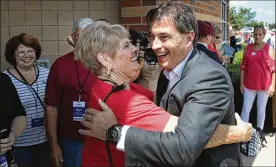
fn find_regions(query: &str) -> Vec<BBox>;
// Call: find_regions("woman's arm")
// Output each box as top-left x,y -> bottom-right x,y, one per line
268,46 -> 275,96
205,113 -> 252,148
10,116 -> 27,141
0,116 -> 26,154
163,113 -> 252,149
0,75 -> 27,154
240,48 -> 247,94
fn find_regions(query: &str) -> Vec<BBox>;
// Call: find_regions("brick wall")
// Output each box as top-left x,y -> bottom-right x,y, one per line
120,0 -> 229,41
226,0 -> 230,42
0,0 -> 120,71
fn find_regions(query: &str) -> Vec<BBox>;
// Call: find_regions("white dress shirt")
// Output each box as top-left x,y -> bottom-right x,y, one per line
117,49 -> 194,151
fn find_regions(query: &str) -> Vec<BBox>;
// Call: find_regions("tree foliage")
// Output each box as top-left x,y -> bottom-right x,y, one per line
250,20 -> 264,27
269,23 -> 275,29
230,7 -> 256,30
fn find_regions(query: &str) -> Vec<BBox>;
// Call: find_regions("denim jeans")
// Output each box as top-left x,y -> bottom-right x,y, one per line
241,87 -> 270,129
14,142 -> 51,167
59,137 -> 84,167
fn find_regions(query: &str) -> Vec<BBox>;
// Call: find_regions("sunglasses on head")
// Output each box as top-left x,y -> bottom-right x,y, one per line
254,25 -> 264,28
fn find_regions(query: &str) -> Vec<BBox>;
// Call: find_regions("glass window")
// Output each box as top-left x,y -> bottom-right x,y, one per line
221,0 -> 227,42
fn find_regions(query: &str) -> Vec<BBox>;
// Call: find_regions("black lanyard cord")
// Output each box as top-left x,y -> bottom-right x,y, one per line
14,66 -> 45,111
75,61 -> 90,97
102,81 -> 126,167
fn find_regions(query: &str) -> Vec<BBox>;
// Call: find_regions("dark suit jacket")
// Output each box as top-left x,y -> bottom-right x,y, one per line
124,49 -> 242,167
156,71 -> 168,106
196,43 -> 221,64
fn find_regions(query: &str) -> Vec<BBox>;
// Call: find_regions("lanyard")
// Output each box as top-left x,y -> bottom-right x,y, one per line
14,66 -> 45,111
101,80 -> 125,167
75,61 -> 90,101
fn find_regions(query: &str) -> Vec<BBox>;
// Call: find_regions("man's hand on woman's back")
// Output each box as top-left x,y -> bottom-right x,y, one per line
79,99 -> 118,140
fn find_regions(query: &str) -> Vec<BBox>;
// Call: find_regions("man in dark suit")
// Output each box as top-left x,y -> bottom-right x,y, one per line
197,20 -> 222,64
79,1 -> 243,167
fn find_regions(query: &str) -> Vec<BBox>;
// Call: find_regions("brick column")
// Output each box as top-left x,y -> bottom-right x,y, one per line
120,0 -> 156,31
227,0 -> 230,43
119,0 -> 226,33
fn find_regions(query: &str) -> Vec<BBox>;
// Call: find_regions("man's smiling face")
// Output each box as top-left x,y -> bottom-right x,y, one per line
149,17 -> 193,71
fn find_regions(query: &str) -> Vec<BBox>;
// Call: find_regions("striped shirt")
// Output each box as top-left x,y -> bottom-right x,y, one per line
4,66 -> 49,146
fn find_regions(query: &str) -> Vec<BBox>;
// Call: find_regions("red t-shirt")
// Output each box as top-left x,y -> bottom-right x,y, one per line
240,44 -> 275,90
82,78 -> 171,167
45,52 -> 96,140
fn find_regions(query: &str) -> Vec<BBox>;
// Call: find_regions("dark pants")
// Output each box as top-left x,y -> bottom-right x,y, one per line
59,137 -> 84,167
14,142 -> 51,167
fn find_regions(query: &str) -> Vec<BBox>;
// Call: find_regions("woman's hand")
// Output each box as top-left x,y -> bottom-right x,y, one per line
268,84 -> 275,97
0,132 -> 16,154
240,83 -> 245,94
79,99 -> 118,140
235,113 -> 252,142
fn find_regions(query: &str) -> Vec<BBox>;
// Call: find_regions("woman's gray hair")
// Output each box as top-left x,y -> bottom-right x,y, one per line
74,21 -> 129,76
72,18 -> 93,34
212,23 -> 222,35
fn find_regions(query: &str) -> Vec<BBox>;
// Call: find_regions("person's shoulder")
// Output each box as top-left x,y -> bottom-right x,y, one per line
130,83 -> 150,93
53,51 -> 75,65
1,70 -> 13,79
130,83 -> 153,101
0,72 -> 10,80
0,72 -> 13,87
193,51 -> 226,73
37,65 -> 49,73
49,51 -> 75,72
107,85 -> 150,105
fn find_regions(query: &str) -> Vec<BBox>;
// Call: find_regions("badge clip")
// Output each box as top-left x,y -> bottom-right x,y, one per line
78,94 -> 81,102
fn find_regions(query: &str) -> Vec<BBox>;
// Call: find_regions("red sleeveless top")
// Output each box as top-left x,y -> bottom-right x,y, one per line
240,44 -> 275,90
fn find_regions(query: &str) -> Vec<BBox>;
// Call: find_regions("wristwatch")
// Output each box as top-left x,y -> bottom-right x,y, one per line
106,124 -> 123,144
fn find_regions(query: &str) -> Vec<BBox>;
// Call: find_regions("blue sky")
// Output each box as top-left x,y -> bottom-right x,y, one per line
230,1 -> 275,24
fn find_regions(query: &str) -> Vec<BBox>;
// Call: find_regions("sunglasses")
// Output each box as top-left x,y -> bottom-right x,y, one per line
254,25 -> 264,29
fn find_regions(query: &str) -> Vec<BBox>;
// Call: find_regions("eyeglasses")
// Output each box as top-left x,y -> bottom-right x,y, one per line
16,50 -> 35,57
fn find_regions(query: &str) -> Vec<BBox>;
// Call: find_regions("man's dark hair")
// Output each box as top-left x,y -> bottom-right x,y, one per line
146,0 -> 198,47
5,33 -> 41,66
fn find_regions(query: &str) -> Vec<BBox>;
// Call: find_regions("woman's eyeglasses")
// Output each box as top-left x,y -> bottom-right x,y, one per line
16,50 -> 35,57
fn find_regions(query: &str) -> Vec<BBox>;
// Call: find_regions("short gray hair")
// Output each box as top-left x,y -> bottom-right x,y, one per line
72,18 -> 93,33
212,23 -> 222,35
75,21 -> 129,76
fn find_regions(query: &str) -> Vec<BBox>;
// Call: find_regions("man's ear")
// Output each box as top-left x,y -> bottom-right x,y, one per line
96,53 -> 112,70
185,32 -> 195,47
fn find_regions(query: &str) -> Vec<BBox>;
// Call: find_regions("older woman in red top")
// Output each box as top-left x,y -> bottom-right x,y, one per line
75,21 -> 252,167
240,26 -> 275,130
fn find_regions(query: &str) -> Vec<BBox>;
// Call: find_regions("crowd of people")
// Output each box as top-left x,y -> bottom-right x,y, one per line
1,0 -> 275,167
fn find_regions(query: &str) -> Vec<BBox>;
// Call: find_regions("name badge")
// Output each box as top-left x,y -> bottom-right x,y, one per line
31,113 -> 44,130
73,101 -> 86,121
0,155 -> 8,167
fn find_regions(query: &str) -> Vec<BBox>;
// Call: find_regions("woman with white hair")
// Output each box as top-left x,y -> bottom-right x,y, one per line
75,21 -> 252,167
